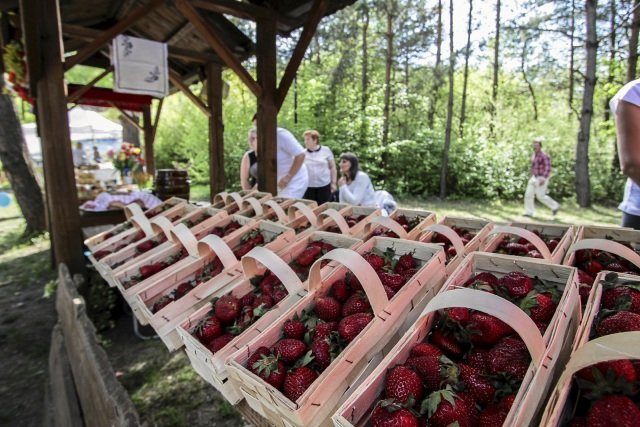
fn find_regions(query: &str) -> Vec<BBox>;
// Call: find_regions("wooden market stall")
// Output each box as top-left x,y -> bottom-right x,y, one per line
0,0 -> 357,274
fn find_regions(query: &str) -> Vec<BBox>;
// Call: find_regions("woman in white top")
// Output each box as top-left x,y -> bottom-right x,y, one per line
302,130 -> 337,204
338,152 -> 376,206
240,130 -> 258,190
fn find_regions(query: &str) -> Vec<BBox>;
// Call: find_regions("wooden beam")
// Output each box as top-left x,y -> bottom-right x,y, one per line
191,0 -> 296,27
256,18 -> 278,194
19,0 -> 41,95
142,106 -> 155,178
66,65 -> 112,104
20,0 -> 84,273
62,24 -> 220,64
110,104 -> 144,131
207,63 -> 225,197
63,0 -> 163,71
152,98 -> 164,139
175,0 -> 261,97
276,0 -> 327,110
169,70 -> 211,117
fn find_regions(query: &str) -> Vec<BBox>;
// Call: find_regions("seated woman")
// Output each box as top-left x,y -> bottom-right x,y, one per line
240,131 -> 258,190
338,152 -> 376,206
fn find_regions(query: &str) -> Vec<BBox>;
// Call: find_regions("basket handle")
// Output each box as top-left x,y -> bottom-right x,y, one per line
565,238 -> 640,269
197,234 -> 238,269
363,216 -> 409,239
308,248 -> 388,316
485,225 -> 552,260
150,216 -> 174,240
288,202 -> 318,226
169,223 -> 198,257
226,192 -> 244,208
244,197 -> 264,217
318,208 -> 351,234
212,191 -> 228,205
241,246 -> 303,296
423,224 -> 466,257
129,213 -> 154,238
124,202 -> 145,219
421,288 -> 545,367
263,200 -> 288,223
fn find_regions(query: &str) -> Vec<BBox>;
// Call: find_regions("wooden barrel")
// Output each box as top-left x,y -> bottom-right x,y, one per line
153,169 -> 190,201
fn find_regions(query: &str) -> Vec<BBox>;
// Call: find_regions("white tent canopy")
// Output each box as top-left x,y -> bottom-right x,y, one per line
23,108 -> 123,163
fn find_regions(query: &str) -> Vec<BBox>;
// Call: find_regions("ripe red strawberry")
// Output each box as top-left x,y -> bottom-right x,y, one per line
272,338 -> 307,364
296,245 -> 323,267
465,272 -> 499,288
406,355 -> 458,392
396,253 -> 417,272
498,271 -> 534,299
384,365 -> 424,403
283,367 -> 318,402
383,285 -> 396,299
430,330 -> 465,358
341,293 -> 371,317
465,347 -> 489,370
215,295 -> 241,324
468,312 -> 513,346
283,318 -> 307,340
519,292 -> 557,324
93,249 -> 111,259
576,359 -> 637,384
314,296 -> 342,321
400,268 -> 418,282
583,260 -> 604,276
604,262 -> 628,273
379,272 -> 406,292
249,351 -> 286,390
252,294 -> 274,310
458,363 -> 496,405
272,288 -> 288,303
504,242 -> 528,255
331,279 -> 351,302
547,239 -> 559,252
173,282 -> 192,299
527,250 -> 543,259
313,321 -> 338,341
487,336 -> 531,381
151,295 -> 173,314
310,339 -> 332,372
447,307 -> 471,325
577,269 -> 595,285
136,240 -> 157,253
194,315 -> 223,344
234,241 -> 255,258
371,404 -> 419,427
206,333 -> 234,354
410,342 -> 443,359
586,395 -> 640,427
346,272 -> 363,291
363,252 -> 386,271
338,313 -> 373,342
422,389 -> 478,427
478,404 -> 508,427
139,262 -> 164,279
595,311 -> 640,337
602,287 -> 640,313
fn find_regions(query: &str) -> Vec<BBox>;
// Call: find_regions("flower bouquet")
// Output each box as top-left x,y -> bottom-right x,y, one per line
109,143 -> 145,184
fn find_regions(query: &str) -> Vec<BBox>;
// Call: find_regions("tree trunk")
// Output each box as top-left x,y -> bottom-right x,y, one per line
489,0 -> 501,138
628,0 -> 640,81
361,2 -> 369,114
427,0 -> 443,128
604,0 -> 616,121
569,0 -> 576,115
0,44 -> 46,235
459,0 -> 473,137
576,0 -> 598,208
382,0 -> 395,152
521,37 -> 538,121
440,0 -> 455,199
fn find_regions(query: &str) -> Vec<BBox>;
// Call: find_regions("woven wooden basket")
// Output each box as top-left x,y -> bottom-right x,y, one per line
285,202 -> 350,238
333,252 -> 581,427
482,221 -> 576,264
360,207 -> 437,241
226,238 -> 447,427
563,226 -> 640,267
316,206 -> 381,238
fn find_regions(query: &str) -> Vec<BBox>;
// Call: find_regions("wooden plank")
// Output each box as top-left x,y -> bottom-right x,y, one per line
142,106 -> 155,178
19,0 -> 40,96
191,0 -> 296,26
21,0 -> 84,273
175,0 -> 261,97
169,71 -> 211,117
276,0 -> 327,110
64,0 -> 163,71
56,265 -> 140,427
207,62 -> 225,197
256,18 -> 278,194
46,325 -> 84,427
110,103 -> 144,131
67,65 -> 113,104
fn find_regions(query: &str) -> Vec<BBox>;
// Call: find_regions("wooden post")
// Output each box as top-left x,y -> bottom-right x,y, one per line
207,63 -> 225,198
20,0 -> 84,274
256,18 -> 278,194
142,106 -> 155,179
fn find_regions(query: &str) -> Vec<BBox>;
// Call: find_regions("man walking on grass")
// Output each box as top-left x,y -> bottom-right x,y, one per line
524,139 -> 560,218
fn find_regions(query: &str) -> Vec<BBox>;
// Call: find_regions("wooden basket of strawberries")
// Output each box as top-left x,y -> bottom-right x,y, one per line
361,208 -> 437,241
317,206 -> 382,237
146,230 -> 360,352
84,197 -> 187,251
225,192 -> 273,215
285,202 -> 350,237
225,237 -> 447,427
174,239 -> 345,404
418,217 -> 494,275
540,271 -> 640,426
259,198 -> 318,225
333,252 -> 581,427
482,222 -> 576,264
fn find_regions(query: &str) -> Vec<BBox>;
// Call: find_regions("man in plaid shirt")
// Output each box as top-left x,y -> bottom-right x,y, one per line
524,139 -> 560,217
